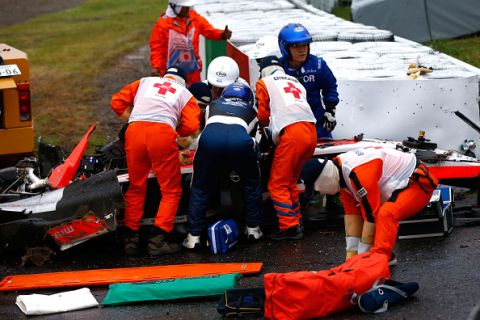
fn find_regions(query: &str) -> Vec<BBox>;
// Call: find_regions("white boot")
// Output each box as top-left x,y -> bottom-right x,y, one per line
245,226 -> 263,241
182,233 -> 201,250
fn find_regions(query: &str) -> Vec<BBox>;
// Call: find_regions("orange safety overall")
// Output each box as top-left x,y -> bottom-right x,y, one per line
111,77 -> 200,232
338,157 -> 438,257
124,122 -> 181,232
270,123 -> 317,229
256,77 -> 317,230
149,9 -> 225,84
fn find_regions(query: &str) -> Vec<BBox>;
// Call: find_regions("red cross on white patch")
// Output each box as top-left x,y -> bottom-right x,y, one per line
283,82 -> 302,99
154,82 -> 176,95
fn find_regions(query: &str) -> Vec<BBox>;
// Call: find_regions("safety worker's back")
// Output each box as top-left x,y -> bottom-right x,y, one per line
129,77 -> 192,129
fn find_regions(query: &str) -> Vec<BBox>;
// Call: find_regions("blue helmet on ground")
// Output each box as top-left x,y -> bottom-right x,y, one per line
278,23 -> 313,59
221,83 -> 254,107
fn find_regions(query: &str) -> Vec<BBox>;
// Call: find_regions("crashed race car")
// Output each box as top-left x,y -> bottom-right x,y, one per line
1,124 -> 480,260
0,124 -> 273,257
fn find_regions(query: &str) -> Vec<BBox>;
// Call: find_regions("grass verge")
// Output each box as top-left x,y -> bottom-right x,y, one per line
427,34 -> 480,69
0,0 -> 166,149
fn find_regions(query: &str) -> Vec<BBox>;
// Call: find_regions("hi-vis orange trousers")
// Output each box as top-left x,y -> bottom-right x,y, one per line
372,165 -> 438,257
269,122 -> 317,230
124,122 -> 181,232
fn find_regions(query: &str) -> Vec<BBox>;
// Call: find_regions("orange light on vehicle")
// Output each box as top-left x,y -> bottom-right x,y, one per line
17,83 -> 31,121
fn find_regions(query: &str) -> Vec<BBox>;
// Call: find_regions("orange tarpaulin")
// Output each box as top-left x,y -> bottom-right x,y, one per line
0,262 -> 263,291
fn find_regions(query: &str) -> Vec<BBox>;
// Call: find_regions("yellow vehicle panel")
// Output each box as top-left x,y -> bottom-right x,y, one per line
0,43 -> 34,164
0,126 -> 35,155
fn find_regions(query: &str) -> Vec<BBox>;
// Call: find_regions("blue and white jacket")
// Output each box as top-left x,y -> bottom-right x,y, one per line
205,97 -> 258,135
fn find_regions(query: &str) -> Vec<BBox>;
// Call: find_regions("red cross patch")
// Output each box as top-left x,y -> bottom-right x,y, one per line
154,82 -> 176,95
283,82 -> 302,99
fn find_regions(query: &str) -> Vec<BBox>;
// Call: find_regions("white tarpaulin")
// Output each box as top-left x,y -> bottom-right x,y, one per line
352,0 -> 480,42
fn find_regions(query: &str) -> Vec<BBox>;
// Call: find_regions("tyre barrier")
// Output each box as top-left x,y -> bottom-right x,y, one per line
195,0 -> 475,83
422,70 -> 478,79
341,21 -> 379,30
337,30 -> 394,43
379,52 -> 435,61
197,1 -> 295,14
231,32 -> 271,46
311,32 -> 338,42
328,60 -> 406,74
322,51 -> 380,60
223,11 -> 267,20
343,69 -> 407,80
416,58 -> 458,70
353,41 -> 415,51
376,53 -> 460,72
310,41 -> 353,55
365,46 -> 434,56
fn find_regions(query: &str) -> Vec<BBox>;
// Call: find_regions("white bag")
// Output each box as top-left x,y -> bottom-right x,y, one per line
16,287 -> 98,316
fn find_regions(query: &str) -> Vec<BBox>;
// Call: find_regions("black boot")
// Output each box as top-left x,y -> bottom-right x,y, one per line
124,228 -> 139,257
270,224 -> 303,241
148,227 -> 181,256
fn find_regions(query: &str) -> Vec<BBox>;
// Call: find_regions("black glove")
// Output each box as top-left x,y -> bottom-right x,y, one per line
222,25 -> 232,40
323,108 -> 336,132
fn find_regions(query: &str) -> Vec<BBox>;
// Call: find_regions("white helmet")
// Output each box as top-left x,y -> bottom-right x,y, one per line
207,56 -> 240,88
169,0 -> 197,6
246,35 -> 280,60
314,160 -> 340,195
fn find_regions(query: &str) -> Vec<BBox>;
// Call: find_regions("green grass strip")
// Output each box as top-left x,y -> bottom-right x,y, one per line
0,0 -> 166,148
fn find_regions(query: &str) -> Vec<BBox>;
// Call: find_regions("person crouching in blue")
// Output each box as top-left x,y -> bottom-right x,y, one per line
278,23 -> 339,138
183,83 -> 263,249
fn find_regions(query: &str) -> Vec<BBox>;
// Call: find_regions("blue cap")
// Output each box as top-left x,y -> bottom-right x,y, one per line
259,55 -> 282,72
164,65 -> 187,83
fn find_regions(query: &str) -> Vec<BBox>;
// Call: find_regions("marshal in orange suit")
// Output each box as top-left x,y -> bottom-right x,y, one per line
255,56 -> 317,241
110,66 -> 200,256
301,147 -> 438,262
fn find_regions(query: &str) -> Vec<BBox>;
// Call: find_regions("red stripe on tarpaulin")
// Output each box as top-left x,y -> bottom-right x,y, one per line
0,262 -> 263,291
428,165 -> 480,179
317,138 -> 360,147
226,40 -> 250,84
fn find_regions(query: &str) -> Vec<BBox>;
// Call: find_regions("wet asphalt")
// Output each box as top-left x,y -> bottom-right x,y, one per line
1,203 -> 480,320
